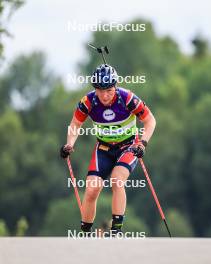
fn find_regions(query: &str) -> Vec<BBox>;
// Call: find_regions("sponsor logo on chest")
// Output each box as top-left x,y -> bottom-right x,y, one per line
102,109 -> 116,121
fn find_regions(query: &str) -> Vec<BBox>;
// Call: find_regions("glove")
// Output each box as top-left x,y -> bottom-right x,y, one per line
129,140 -> 147,158
60,144 -> 74,159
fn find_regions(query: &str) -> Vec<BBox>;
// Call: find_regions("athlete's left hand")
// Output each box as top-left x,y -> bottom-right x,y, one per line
129,141 -> 146,158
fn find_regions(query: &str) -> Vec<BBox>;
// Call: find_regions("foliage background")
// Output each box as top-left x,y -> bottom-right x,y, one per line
0,1 -> 211,237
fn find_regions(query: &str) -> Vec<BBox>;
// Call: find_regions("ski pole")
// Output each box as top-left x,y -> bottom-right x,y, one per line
139,158 -> 172,237
66,157 -> 83,216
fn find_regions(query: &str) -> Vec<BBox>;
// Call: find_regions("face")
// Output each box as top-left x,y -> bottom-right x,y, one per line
95,87 -> 116,106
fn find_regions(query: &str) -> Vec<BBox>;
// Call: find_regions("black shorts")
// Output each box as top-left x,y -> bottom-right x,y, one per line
87,138 -> 138,180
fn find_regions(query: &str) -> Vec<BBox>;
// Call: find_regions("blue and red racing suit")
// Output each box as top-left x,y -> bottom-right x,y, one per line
74,87 -> 150,180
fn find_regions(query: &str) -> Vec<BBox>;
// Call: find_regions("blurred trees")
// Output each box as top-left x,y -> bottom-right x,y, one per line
192,36 -> 209,58
0,52 -> 68,234
156,209 -> 194,237
0,0 -> 25,59
0,19 -> 211,237
0,219 -> 9,236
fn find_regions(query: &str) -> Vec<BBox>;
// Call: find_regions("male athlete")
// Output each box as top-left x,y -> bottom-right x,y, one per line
60,64 -> 156,235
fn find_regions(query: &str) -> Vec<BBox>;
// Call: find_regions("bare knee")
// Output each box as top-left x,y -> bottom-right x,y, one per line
111,166 -> 129,193
84,175 -> 103,202
111,177 -> 125,193
85,187 -> 101,202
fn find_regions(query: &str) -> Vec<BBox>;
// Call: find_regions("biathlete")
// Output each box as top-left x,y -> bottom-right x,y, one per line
60,64 -> 156,235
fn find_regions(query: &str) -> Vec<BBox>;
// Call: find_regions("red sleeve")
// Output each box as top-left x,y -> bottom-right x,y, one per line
136,103 -> 150,121
74,95 -> 91,122
126,91 -> 150,120
74,109 -> 88,122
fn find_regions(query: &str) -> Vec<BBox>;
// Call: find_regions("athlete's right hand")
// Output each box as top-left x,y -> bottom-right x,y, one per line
60,144 -> 74,159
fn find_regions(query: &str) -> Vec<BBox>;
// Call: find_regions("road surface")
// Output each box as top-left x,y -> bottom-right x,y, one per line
0,238 -> 210,264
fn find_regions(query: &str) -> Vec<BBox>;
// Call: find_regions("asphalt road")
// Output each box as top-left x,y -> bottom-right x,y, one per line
0,238 -> 210,264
